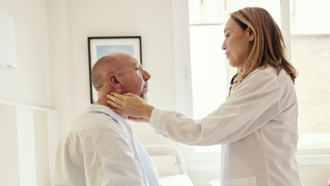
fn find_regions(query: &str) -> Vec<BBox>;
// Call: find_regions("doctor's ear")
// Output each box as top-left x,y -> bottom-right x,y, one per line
247,27 -> 255,42
108,74 -> 122,89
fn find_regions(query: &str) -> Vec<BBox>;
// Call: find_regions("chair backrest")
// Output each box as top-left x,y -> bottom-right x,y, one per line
143,144 -> 188,177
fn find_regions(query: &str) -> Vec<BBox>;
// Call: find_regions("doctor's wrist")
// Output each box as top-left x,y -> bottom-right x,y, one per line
144,105 -> 154,118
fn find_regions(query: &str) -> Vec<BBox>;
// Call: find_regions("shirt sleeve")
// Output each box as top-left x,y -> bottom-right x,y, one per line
79,116 -> 145,186
150,69 -> 282,145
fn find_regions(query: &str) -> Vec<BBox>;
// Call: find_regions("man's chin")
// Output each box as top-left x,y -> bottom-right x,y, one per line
141,92 -> 148,102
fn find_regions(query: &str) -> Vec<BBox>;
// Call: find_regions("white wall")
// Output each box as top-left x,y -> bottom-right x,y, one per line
46,0 -> 72,137
0,0 -> 51,108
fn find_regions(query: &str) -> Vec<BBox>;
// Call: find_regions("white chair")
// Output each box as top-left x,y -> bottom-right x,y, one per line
144,145 -> 194,186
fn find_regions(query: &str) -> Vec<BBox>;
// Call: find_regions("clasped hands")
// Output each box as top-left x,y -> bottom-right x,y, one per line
106,92 -> 154,123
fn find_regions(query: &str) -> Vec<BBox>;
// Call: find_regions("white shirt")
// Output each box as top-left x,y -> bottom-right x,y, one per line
150,66 -> 303,186
54,105 -> 159,186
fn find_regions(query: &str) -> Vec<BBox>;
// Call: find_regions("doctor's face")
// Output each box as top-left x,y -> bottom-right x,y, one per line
117,55 -> 151,101
222,18 -> 252,69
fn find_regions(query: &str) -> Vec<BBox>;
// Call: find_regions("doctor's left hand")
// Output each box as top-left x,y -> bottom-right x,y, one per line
107,92 -> 154,119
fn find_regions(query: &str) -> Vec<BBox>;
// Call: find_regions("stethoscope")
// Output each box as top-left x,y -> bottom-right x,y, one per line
228,73 -> 238,97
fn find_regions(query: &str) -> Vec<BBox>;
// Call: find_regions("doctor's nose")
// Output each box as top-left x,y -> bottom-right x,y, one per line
222,40 -> 226,50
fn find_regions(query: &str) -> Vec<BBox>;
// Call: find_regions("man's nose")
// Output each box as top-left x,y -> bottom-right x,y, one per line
143,70 -> 151,81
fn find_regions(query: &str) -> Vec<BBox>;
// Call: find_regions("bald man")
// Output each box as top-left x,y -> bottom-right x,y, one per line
54,52 -> 159,186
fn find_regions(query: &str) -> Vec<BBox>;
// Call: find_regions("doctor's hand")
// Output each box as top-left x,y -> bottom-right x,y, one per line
107,92 -> 154,119
128,116 -> 150,123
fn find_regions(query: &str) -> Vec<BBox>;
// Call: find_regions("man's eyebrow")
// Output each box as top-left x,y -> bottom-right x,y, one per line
132,63 -> 142,69
224,28 -> 229,33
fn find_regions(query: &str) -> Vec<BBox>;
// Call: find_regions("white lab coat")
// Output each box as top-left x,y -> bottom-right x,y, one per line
54,105 -> 159,186
150,66 -> 303,186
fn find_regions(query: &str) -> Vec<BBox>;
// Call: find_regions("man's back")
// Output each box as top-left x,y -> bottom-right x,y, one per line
54,105 -> 158,186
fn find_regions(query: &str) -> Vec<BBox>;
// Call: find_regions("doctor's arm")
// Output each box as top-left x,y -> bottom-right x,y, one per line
108,70 -> 282,145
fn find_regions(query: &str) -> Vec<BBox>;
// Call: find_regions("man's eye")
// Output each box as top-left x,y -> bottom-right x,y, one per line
225,34 -> 229,37
135,68 -> 139,70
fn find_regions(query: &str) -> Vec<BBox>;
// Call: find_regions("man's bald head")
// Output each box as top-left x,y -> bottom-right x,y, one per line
91,52 -> 131,91
91,52 -> 151,102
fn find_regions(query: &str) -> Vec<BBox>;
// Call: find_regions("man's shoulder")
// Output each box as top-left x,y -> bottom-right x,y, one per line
72,105 -> 127,136
60,105 -> 118,136
59,105 -> 128,146
72,105 -> 115,124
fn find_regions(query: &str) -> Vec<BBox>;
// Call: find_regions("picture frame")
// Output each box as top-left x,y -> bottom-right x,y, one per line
88,36 -> 142,104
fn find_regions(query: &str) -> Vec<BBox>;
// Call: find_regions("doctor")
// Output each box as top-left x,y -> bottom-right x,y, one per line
107,7 -> 303,186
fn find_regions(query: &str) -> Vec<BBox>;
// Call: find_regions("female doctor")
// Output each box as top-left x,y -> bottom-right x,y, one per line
107,7 -> 303,186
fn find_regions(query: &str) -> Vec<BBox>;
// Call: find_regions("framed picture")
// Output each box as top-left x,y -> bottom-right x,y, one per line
88,36 -> 142,104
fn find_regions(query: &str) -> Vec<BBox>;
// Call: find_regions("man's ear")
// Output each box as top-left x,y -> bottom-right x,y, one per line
247,27 -> 255,42
108,74 -> 122,89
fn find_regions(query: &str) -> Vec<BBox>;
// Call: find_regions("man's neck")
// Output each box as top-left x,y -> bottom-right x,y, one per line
94,98 -> 129,120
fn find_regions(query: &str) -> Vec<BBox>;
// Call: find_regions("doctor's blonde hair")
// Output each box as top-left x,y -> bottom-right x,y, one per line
230,7 -> 297,90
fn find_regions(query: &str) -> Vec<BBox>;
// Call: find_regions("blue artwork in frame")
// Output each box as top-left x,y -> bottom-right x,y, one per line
96,45 -> 135,60
88,36 -> 142,103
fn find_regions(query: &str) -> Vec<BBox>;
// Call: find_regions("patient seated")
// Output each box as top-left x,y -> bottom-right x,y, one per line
54,52 -> 159,186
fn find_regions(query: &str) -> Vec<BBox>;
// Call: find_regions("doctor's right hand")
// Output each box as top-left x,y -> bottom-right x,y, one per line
107,92 -> 154,119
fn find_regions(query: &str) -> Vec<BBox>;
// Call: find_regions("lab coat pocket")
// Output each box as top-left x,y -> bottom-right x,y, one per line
223,177 -> 257,186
